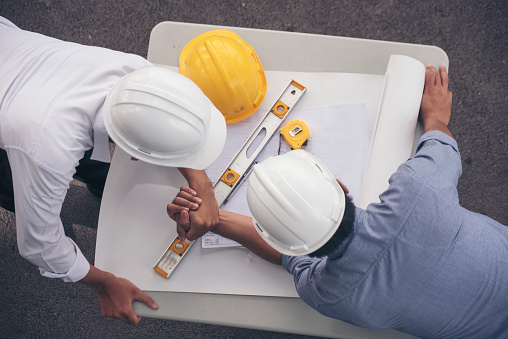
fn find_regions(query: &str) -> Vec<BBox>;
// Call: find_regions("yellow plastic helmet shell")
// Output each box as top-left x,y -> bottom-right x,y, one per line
179,29 -> 267,124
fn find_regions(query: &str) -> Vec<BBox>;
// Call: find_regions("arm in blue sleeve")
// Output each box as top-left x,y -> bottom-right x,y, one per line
281,254 -> 328,306
401,130 -> 461,203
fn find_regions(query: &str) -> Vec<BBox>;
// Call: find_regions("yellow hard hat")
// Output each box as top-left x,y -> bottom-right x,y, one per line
179,29 -> 267,124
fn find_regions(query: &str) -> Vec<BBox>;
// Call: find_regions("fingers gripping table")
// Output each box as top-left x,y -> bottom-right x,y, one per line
97,22 -> 447,338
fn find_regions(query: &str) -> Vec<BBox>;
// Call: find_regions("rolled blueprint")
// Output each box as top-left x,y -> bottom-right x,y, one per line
358,55 -> 425,209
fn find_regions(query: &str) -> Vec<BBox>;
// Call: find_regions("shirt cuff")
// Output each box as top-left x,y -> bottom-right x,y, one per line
39,241 -> 90,283
418,130 -> 459,154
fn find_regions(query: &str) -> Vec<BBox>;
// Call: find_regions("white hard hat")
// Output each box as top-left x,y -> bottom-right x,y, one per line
247,150 -> 345,256
103,66 -> 226,169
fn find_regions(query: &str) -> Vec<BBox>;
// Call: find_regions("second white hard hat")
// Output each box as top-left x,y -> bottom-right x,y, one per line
103,66 -> 226,169
247,150 -> 345,256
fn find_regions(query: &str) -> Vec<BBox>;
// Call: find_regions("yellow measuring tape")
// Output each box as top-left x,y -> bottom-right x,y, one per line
280,120 -> 309,149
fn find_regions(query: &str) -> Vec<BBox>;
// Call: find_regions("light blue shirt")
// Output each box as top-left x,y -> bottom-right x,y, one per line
282,130 -> 508,338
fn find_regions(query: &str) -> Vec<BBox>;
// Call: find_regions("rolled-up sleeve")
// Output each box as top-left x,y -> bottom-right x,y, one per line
9,149 -> 90,282
401,130 -> 462,203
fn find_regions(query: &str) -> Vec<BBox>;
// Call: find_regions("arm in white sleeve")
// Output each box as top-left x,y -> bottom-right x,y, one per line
8,149 -> 90,282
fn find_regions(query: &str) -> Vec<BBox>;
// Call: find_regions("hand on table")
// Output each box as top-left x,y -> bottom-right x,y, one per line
420,65 -> 453,136
97,275 -> 157,325
80,266 -> 158,326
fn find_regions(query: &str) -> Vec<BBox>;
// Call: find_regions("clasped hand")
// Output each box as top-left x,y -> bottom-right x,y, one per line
167,186 -> 218,241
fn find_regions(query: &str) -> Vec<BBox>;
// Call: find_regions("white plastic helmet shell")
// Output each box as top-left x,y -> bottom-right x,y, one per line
247,150 -> 345,256
103,66 -> 226,169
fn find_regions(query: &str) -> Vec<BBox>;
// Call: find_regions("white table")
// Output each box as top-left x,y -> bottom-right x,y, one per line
99,21 -> 448,338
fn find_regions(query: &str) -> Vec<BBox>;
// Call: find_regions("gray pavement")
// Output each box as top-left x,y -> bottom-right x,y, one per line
0,1 -> 507,338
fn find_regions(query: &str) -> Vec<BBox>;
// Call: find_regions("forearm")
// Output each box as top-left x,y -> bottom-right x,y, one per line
11,149 -> 90,282
17,216 -> 90,281
79,265 -> 114,292
214,210 -> 282,265
178,168 -> 213,191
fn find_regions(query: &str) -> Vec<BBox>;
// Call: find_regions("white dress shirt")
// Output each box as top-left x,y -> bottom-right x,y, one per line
0,17 -> 152,282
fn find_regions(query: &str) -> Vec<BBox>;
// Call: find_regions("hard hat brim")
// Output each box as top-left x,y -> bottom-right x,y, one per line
106,99 -> 226,170
175,102 -> 227,170
137,101 -> 226,169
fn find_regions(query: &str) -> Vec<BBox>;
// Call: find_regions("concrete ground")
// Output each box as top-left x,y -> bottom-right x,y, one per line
0,1 -> 506,338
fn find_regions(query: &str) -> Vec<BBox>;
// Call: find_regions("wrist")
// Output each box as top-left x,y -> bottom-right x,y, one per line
214,209 -> 231,235
423,119 -> 453,138
189,176 -> 213,191
214,209 -> 225,234
178,168 -> 212,189
423,116 -> 447,127
79,265 -> 115,293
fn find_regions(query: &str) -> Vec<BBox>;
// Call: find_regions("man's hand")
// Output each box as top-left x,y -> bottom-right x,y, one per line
420,65 -> 453,137
176,169 -> 219,241
167,186 -> 203,241
80,265 -> 158,325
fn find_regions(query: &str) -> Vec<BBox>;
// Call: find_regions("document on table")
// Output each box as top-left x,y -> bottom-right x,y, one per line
202,103 -> 369,248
